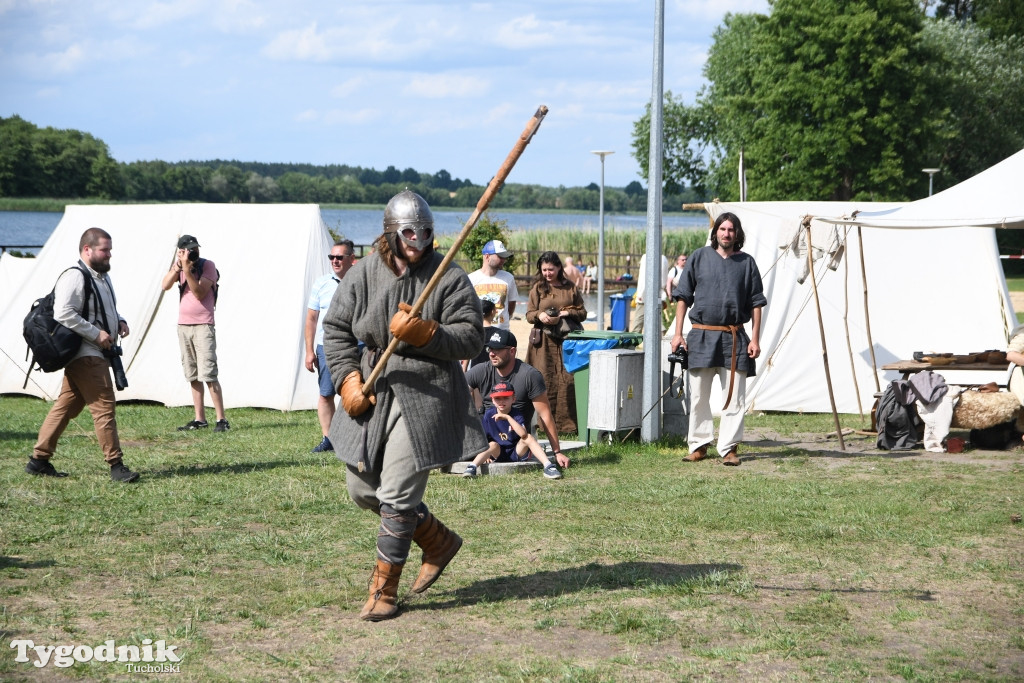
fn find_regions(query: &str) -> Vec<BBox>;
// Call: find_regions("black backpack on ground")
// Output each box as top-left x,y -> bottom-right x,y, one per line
22,265 -> 95,387
876,383 -> 921,451
178,257 -> 220,308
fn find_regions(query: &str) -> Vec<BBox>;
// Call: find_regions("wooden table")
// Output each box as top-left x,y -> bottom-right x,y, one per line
875,361 -> 1012,431
881,360 -> 1010,379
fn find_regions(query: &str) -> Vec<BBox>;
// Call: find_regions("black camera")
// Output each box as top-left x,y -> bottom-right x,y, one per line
667,347 -> 688,369
187,247 -> 199,262
104,345 -> 129,391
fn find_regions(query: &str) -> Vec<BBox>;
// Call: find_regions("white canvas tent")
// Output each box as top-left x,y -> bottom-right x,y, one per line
821,149 -> 1024,230
690,194 -> 1016,415
0,204 -> 333,411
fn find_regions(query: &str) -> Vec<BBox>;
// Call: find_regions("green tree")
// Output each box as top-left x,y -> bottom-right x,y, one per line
0,115 -> 37,196
206,164 -> 246,202
277,172 -> 317,203
634,0 -> 942,201
921,18 -> 1024,190
164,165 -> 209,201
122,160 -> 170,200
935,0 -> 1024,39
458,212 -> 514,271
632,90 -> 710,196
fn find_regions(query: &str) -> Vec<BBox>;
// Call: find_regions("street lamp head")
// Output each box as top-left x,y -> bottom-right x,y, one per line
591,150 -> 615,158
922,168 -> 940,174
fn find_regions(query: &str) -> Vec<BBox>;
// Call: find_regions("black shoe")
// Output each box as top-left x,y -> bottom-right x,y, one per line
177,420 -> 209,431
26,457 -> 69,478
214,419 -> 230,433
110,462 -> 140,483
311,436 -> 333,453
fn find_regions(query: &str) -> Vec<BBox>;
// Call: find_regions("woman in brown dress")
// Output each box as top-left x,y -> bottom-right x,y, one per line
525,251 -> 587,435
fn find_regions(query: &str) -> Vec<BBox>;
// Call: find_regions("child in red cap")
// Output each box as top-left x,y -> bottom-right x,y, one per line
463,382 -> 562,479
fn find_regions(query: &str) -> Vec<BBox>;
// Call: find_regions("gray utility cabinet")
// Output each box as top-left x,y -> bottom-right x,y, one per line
587,349 -> 644,433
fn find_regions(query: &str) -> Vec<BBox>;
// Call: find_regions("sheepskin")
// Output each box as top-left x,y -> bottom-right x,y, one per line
951,390 -> 1022,429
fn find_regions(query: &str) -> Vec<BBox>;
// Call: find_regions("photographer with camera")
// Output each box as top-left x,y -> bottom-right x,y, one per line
161,234 -> 229,432
27,227 -> 140,482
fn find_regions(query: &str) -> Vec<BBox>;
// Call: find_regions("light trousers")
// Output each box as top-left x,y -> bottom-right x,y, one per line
687,367 -> 748,456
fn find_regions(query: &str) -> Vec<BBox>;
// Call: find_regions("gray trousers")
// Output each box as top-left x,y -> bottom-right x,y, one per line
345,402 -> 430,564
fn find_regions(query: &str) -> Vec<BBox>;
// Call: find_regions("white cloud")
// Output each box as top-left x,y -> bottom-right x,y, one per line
403,73 -> 490,99
494,13 -> 590,50
330,77 -> 364,98
671,0 -> 769,22
322,108 -> 380,125
262,14 -> 436,63
263,21 -> 333,61
41,43 -> 85,74
483,102 -> 514,124
130,0 -> 205,30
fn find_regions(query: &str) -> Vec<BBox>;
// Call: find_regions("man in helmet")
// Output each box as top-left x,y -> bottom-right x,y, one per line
322,190 -> 488,621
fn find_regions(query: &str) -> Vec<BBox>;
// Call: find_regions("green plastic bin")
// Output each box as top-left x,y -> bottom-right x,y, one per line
563,331 -> 643,443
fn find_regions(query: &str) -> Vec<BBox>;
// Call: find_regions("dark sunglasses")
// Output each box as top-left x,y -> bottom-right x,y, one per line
328,254 -> 350,261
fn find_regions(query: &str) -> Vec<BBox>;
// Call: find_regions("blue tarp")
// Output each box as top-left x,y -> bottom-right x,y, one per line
562,333 -> 642,373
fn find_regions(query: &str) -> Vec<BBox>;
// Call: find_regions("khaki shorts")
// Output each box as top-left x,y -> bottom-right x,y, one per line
177,324 -> 219,383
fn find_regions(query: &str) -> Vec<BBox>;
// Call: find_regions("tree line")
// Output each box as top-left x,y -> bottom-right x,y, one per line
0,115 -> 698,212
632,0 -> 1024,203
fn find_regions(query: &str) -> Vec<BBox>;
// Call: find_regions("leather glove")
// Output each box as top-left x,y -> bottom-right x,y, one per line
389,302 -> 438,347
341,371 -> 376,417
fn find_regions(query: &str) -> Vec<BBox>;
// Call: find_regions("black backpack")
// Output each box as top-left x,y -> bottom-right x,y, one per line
22,265 -> 95,387
178,257 -> 220,307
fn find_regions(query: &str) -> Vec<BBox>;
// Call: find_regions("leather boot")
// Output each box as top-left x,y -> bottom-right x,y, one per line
359,558 -> 404,621
409,512 -> 463,594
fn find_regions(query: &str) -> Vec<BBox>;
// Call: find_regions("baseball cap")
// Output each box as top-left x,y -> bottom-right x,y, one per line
177,234 -> 200,250
484,328 -> 517,350
482,240 -> 512,258
490,382 -> 515,398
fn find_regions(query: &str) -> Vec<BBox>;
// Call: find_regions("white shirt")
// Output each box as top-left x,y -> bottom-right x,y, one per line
468,269 -> 519,329
634,254 -> 669,304
307,272 -> 341,347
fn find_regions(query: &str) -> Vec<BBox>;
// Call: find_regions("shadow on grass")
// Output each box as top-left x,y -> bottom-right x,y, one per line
575,450 -> 622,466
749,446 -> 933,461
0,556 -> 56,570
410,561 -> 741,610
143,459 -> 308,479
753,582 -> 937,601
0,432 -> 38,442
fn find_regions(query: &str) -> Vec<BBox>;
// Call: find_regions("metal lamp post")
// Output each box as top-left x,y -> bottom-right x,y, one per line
922,168 -> 940,197
591,150 -> 614,330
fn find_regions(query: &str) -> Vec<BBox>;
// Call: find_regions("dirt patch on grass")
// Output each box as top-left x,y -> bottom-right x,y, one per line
744,426 -> 1024,471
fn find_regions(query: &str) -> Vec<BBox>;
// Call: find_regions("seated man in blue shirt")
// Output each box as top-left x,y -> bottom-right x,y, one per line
463,382 -> 562,480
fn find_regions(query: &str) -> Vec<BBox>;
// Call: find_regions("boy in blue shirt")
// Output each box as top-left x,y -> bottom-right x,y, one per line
464,382 -> 562,479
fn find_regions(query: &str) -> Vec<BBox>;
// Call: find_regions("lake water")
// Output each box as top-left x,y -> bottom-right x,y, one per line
0,207 -> 708,254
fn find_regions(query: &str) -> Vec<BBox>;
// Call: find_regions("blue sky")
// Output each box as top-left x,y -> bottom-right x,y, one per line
0,0 -> 768,189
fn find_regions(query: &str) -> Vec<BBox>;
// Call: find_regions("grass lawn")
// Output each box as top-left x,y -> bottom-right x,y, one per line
1,398 -> 1022,681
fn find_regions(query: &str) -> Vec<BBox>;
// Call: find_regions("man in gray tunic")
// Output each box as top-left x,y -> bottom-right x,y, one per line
670,212 -> 766,466
323,190 -> 487,621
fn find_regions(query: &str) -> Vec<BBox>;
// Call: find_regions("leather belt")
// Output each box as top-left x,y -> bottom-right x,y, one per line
691,323 -> 740,410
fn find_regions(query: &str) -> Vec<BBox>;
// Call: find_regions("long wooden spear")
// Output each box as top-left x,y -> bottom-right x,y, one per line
363,105 -> 549,394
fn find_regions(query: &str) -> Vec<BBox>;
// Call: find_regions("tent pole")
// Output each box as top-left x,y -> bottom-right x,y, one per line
841,232 -> 864,419
858,226 -> 881,393
806,220 -> 845,450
